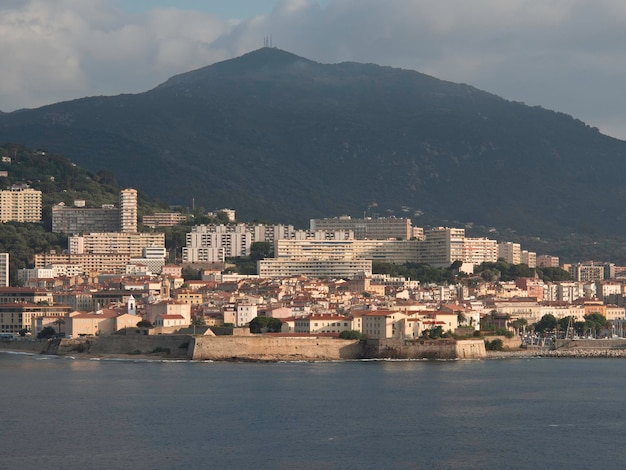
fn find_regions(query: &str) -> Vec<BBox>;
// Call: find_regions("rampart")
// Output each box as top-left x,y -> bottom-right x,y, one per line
2,336 -> 487,361
190,336 -> 363,361
0,339 -> 49,354
363,339 -> 486,359
44,335 -> 192,358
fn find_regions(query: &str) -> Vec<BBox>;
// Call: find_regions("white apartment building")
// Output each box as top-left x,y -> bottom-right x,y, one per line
463,238 -> 498,265
236,304 -> 257,327
521,250 -> 537,268
498,242 -> 521,265
0,185 -> 41,222
258,258 -> 372,278
35,252 -> 133,275
310,216 -> 413,240
142,212 -> 188,228
68,233 -> 165,257
274,239 -> 420,264
119,189 -> 138,233
17,267 -> 54,283
182,223 -> 353,263
557,282 -> 584,303
183,225 -> 253,263
417,227 -> 465,268
0,253 -> 8,287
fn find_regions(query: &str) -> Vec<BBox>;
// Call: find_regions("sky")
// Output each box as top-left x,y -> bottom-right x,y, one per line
1,0 -> 625,140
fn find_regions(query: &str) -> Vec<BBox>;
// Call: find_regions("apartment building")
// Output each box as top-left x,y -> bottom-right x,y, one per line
310,216 -> 412,240
52,204 -> 119,233
119,188 -> 137,233
69,232 -> 165,257
0,185 -> 41,222
274,239 -> 421,264
521,250 -> 537,268
498,242 -> 521,265
0,253 -> 8,287
34,252 -> 132,275
537,255 -> 560,268
567,262 -> 615,281
463,238 -> 498,266
51,188 -> 138,234
258,258 -> 372,278
142,212 -> 188,228
182,223 -> 353,263
417,227 -> 465,268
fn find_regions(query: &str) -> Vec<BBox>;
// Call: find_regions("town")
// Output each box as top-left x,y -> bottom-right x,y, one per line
0,180 -> 623,353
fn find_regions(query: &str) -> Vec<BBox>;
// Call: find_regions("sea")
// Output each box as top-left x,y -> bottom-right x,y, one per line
2,352 -> 626,470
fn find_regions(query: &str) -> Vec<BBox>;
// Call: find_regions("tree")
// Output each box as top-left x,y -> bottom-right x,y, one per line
428,326 -> 444,339
182,266 -> 202,281
339,330 -> 366,340
509,318 -> 527,334
136,319 -> 153,328
584,313 -> 607,337
485,338 -> 504,351
37,326 -> 56,339
534,314 -> 557,334
249,316 -> 282,334
250,241 -> 272,261
537,267 -> 571,282
54,318 -> 65,336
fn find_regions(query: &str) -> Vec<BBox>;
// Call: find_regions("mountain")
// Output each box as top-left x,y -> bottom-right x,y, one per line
1,48 -> 626,253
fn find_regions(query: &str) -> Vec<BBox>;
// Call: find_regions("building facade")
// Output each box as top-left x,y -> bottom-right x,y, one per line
119,188 -> 137,233
310,216 -> 413,240
0,253 -> 8,287
417,228 -> 465,268
0,185 -> 41,222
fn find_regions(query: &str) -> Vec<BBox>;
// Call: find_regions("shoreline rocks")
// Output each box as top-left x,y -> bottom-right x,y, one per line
488,348 -> 626,359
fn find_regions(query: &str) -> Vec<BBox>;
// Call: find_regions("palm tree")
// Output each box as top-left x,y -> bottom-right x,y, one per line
54,318 -> 65,337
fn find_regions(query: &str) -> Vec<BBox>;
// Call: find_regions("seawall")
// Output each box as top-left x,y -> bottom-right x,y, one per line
190,336 -> 364,361
2,336 -> 486,361
0,339 -> 49,354
363,339 -> 486,360
51,335 -> 193,358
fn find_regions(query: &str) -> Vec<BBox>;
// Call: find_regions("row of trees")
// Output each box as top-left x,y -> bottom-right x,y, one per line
373,260 -> 571,285
532,313 -> 608,337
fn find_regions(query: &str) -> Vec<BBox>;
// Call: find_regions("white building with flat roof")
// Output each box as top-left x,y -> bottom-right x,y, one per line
258,259 -> 372,279
0,253 -> 8,287
310,216 -> 412,240
0,185 -> 41,223
417,227 -> 465,268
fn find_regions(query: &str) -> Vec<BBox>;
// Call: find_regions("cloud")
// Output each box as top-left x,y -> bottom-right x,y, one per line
0,0 -> 625,139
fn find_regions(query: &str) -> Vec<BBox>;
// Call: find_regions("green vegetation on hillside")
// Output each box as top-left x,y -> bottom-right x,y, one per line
0,144 -> 169,280
373,260 -> 571,284
2,49 -> 626,263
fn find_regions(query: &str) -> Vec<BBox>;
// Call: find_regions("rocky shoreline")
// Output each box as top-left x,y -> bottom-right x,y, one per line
488,348 -> 626,358
5,338 -> 626,361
